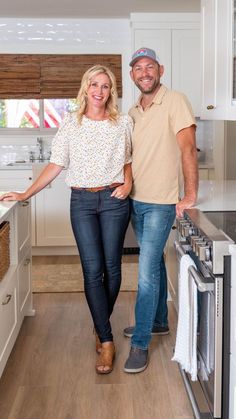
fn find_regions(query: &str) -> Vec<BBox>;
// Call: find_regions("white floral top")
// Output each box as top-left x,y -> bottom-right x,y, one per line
50,112 -> 133,187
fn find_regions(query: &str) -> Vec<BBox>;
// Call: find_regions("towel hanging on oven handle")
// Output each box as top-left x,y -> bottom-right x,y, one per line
174,240 -> 214,293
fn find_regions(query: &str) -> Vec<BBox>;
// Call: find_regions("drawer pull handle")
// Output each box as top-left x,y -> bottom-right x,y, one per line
20,201 -> 29,207
2,294 -> 12,305
206,105 -> 215,110
24,258 -> 31,266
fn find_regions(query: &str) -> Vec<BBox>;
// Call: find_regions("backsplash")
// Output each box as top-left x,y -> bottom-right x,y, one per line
0,137 -> 52,165
0,119 -> 214,166
196,118 -> 214,164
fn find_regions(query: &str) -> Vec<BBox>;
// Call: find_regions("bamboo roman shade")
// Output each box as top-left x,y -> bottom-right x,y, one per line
0,54 -> 122,99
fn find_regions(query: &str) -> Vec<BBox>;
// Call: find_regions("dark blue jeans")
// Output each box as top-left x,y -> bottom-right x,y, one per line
70,188 -> 130,343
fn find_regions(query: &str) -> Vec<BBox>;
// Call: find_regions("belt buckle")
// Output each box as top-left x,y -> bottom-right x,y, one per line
88,187 -> 95,192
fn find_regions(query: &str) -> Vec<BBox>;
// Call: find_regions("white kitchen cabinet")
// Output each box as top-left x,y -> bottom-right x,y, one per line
35,171 -> 75,246
0,271 -> 18,378
0,200 -> 34,377
17,200 -> 31,261
131,13 -> 200,115
201,0 -> 236,120
165,223 -> 178,312
17,249 -> 31,323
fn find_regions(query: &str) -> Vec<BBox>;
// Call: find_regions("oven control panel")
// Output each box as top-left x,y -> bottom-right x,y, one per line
176,217 -> 212,263
176,210 -> 233,274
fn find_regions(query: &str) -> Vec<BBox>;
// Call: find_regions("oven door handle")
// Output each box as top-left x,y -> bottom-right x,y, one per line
188,265 -> 214,293
174,240 -> 214,293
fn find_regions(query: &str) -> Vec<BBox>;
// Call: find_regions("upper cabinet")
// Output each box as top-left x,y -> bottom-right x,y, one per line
130,13 -> 201,116
201,0 -> 236,120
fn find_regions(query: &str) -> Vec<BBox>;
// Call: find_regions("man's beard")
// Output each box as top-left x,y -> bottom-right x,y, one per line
135,78 -> 160,94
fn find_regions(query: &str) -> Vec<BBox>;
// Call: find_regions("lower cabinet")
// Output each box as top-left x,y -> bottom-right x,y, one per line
0,201 -> 34,378
165,223 -> 178,311
17,249 -> 31,323
35,172 -> 75,246
0,271 -> 18,377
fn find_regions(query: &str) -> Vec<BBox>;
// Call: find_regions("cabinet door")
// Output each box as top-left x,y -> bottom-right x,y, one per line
201,0 -> 230,119
36,174 -> 76,246
17,250 -> 31,322
165,224 -> 178,311
172,29 -> 200,115
0,272 -> 17,377
132,27 -> 200,115
17,200 -> 31,260
133,29 -> 171,100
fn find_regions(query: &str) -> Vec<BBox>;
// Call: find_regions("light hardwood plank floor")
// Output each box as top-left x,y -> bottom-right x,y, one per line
0,292 -> 193,419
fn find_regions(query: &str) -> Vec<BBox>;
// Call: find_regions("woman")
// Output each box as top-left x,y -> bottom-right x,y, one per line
0,65 -> 133,374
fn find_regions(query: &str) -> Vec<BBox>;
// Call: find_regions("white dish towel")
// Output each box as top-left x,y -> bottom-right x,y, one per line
172,254 -> 198,381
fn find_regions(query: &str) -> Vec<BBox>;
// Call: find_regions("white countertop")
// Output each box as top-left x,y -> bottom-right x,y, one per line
196,180 -> 236,211
0,199 -> 17,224
1,180 -> 236,222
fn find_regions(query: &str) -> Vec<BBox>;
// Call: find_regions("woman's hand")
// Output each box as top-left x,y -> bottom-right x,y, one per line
111,162 -> 133,199
0,191 -> 27,202
111,182 -> 132,200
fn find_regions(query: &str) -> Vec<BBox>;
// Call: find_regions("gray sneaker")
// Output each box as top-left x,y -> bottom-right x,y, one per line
123,325 -> 169,338
124,347 -> 148,373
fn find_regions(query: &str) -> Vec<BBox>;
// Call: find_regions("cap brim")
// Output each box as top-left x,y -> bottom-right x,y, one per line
129,56 -> 159,67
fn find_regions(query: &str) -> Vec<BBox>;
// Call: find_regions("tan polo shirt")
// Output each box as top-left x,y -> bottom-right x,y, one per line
129,84 -> 196,204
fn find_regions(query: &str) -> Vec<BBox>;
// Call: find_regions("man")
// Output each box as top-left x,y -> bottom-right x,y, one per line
124,47 -> 198,373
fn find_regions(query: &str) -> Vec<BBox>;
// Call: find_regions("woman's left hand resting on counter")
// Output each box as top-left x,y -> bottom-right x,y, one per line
0,163 -> 63,202
0,191 -> 26,202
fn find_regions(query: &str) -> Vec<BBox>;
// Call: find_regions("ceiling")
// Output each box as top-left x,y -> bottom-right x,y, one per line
1,0 -> 200,19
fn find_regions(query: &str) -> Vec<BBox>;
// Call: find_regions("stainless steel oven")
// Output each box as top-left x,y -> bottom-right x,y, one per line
174,208 -> 233,419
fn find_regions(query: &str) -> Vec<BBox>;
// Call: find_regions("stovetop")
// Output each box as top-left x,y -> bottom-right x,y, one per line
204,211 -> 236,243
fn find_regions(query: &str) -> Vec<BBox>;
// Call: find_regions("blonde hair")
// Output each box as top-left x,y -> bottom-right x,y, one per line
76,65 -> 119,124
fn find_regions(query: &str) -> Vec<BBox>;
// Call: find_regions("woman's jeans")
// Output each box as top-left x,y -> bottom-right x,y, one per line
70,188 -> 130,343
130,199 -> 176,350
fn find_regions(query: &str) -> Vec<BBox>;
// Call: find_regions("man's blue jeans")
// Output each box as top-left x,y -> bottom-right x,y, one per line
130,199 -> 176,350
70,188 -> 130,343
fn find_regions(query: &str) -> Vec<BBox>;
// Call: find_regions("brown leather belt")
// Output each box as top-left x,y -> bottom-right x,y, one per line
71,182 -> 123,193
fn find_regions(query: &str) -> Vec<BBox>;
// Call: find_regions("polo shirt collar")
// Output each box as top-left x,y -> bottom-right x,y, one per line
153,84 -> 168,104
135,84 -> 167,109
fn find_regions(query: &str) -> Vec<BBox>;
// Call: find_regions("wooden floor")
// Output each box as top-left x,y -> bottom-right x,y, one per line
0,292 -> 194,419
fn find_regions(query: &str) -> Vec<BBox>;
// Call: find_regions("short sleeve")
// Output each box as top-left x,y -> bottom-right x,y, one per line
170,92 -> 196,135
50,113 -> 71,168
124,115 -> 133,164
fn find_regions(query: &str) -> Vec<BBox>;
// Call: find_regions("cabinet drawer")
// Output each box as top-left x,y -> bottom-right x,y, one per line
0,273 -> 17,363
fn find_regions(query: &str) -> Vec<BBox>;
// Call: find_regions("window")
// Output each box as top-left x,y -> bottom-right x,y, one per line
0,98 -> 78,129
0,53 -> 122,132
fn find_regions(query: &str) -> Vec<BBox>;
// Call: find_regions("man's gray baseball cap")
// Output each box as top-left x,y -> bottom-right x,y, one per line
129,47 -> 160,67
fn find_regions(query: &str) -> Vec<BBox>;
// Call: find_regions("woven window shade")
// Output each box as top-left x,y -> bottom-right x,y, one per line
0,54 -> 122,99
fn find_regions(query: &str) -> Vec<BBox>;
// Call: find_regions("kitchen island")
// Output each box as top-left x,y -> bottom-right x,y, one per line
196,179 -> 236,211
0,197 -> 34,377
